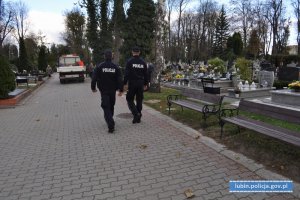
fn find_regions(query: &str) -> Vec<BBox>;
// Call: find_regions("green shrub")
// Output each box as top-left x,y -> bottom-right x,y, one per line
208,57 -> 226,74
0,56 -> 16,99
273,80 -> 289,89
235,57 -> 252,81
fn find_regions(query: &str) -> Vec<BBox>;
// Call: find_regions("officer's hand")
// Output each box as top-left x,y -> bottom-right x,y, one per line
118,91 -> 123,96
92,89 -> 97,93
123,84 -> 128,91
143,85 -> 148,91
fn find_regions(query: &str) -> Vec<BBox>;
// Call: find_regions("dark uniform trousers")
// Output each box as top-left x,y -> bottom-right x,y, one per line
126,80 -> 144,116
100,91 -> 116,129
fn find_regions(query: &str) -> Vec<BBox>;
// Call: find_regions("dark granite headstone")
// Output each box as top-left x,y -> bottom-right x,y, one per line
278,67 -> 300,81
260,61 -> 275,72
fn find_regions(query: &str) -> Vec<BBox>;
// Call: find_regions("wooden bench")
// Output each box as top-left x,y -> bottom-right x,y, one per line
167,88 -> 224,126
219,99 -> 300,147
201,78 -> 220,94
16,76 -> 28,86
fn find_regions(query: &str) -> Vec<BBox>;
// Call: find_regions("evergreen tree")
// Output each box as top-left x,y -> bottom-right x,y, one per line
63,8 -> 86,58
99,0 -> 112,61
121,0 -> 156,61
18,37 -> 30,73
227,32 -> 243,56
0,55 -> 15,99
81,0 -> 101,63
111,0 -> 125,64
213,5 -> 230,59
247,29 -> 260,58
47,44 -> 59,69
25,36 -> 38,69
38,45 -> 47,72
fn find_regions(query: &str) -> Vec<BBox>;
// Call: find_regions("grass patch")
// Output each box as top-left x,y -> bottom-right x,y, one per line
240,111 -> 300,132
144,86 -> 300,183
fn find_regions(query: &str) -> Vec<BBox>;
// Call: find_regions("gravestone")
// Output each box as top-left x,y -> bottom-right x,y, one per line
252,60 -> 260,80
278,66 -> 300,81
260,61 -> 275,72
286,61 -> 297,68
258,71 -> 274,87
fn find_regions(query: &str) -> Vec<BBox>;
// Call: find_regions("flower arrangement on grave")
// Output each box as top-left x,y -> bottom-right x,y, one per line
288,81 -> 300,91
161,72 -> 172,82
199,66 -> 207,72
208,57 -> 226,74
175,74 -> 184,79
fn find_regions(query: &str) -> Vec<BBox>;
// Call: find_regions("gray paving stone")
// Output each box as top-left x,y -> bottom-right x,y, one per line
0,74 -> 297,200
94,192 -> 114,200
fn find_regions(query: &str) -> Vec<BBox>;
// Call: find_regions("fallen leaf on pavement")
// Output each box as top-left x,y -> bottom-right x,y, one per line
184,189 -> 195,198
176,152 -> 181,158
194,135 -> 200,140
139,144 -> 148,149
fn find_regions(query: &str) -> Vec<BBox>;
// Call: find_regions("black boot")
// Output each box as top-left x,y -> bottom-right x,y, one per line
108,126 -> 115,133
132,113 -> 141,124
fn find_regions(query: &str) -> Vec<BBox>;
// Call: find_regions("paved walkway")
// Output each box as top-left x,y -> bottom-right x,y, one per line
0,74 -> 299,200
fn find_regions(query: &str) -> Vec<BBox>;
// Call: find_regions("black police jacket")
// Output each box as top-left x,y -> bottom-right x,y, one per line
91,60 -> 123,92
124,56 -> 148,86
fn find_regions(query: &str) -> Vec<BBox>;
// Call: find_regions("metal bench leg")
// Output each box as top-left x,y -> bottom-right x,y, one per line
168,102 -> 171,115
237,126 -> 240,133
202,114 -> 207,128
220,121 -> 225,139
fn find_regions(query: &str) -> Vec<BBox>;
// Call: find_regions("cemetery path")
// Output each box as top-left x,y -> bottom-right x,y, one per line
0,73 -> 299,200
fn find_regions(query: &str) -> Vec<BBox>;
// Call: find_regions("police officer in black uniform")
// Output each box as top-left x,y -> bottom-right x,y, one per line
124,46 -> 148,123
91,50 -> 123,133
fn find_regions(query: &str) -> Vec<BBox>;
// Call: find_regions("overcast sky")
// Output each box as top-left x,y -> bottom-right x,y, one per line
26,0 -> 297,45
26,0 -> 77,44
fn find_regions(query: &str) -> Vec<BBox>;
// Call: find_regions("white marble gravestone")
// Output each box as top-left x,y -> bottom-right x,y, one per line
258,71 -> 274,88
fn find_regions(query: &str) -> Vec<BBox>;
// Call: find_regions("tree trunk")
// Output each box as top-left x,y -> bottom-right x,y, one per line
113,30 -> 122,64
149,0 -> 166,93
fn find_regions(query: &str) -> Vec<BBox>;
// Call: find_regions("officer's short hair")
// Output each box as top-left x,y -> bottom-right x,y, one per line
132,46 -> 140,53
104,49 -> 112,59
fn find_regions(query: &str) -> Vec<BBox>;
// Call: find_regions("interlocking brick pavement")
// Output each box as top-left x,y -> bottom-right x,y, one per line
0,74 -> 299,200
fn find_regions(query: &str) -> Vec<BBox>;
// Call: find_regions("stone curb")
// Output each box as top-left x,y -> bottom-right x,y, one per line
144,105 -> 300,198
0,78 -> 47,108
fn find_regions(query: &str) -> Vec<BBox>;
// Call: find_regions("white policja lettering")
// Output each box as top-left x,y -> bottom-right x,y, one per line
102,68 -> 115,73
132,64 -> 144,69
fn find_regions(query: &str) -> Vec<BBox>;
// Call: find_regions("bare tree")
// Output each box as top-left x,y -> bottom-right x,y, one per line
13,0 -> 29,40
196,0 -> 218,60
0,0 -> 14,50
264,0 -> 285,55
166,0 -> 175,60
174,0 -> 191,47
277,17 -> 290,54
230,0 -> 254,48
252,0 -> 271,55
292,0 -> 300,56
